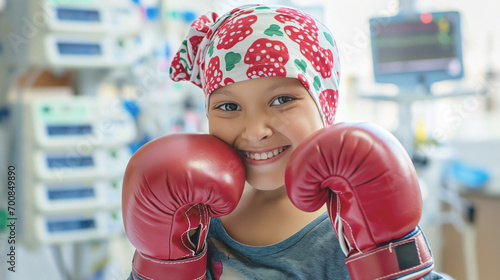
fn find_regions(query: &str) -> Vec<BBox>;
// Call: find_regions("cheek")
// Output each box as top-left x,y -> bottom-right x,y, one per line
208,117 -> 235,146
288,113 -> 324,147
208,118 -> 222,138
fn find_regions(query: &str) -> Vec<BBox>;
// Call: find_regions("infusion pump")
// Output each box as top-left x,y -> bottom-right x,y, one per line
30,96 -> 136,148
22,96 -> 136,247
0,0 -> 148,68
34,0 -> 143,36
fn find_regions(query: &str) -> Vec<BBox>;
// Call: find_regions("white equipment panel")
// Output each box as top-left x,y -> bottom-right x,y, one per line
22,95 -> 135,247
35,180 -> 122,213
0,0 -> 148,68
41,34 -> 145,68
34,148 -> 130,181
30,96 -> 136,148
38,1 -> 142,36
34,210 -> 123,245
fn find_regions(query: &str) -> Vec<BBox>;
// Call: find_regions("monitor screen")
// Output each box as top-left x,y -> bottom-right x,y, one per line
46,124 -> 92,136
47,186 -> 95,200
57,42 -> 102,56
56,8 -> 101,22
46,155 -> 94,168
369,11 -> 463,87
47,218 -> 96,233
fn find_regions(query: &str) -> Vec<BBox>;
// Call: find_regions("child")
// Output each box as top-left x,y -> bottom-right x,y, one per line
122,4 -> 445,279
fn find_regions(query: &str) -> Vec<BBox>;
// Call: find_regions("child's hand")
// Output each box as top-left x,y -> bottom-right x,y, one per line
285,122 -> 434,280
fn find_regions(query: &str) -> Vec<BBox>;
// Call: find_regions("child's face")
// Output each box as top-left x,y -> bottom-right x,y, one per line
208,77 -> 324,190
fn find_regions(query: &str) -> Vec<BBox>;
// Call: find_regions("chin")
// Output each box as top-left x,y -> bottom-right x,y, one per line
244,164 -> 287,191
246,177 -> 284,191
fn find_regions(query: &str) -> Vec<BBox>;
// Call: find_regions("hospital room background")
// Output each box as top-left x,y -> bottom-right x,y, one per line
0,0 -> 498,279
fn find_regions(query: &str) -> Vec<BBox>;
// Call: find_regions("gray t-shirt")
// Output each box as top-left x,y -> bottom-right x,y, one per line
129,212 -> 447,279
205,212 -> 446,280
205,212 -> 349,279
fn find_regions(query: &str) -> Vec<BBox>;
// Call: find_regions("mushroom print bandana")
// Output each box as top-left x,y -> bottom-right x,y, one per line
169,4 -> 341,126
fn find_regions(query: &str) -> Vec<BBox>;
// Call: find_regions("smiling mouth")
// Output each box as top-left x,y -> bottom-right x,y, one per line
241,146 -> 290,161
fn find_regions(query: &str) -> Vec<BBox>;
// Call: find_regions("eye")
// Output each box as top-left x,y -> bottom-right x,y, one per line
271,96 -> 295,106
217,102 -> 241,111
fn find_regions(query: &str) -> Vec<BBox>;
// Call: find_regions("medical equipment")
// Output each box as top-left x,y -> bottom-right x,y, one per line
34,210 -> 123,245
35,34 -> 146,68
35,180 -> 122,213
22,95 -> 136,248
364,9 -> 489,156
34,1 -> 142,35
0,0 -> 147,68
0,1 -> 148,279
29,96 -> 136,148
34,148 -> 130,180
369,11 -> 463,91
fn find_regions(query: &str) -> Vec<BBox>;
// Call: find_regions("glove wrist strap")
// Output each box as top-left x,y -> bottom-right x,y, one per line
132,245 -> 207,280
345,228 -> 434,280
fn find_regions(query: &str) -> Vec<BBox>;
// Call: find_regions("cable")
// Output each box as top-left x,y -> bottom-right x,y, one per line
51,244 -> 73,280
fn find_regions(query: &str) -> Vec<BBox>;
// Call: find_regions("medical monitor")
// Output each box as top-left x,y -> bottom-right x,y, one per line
369,11 -> 463,88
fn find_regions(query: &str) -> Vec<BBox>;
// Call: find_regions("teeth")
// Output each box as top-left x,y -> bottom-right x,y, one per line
244,146 -> 288,161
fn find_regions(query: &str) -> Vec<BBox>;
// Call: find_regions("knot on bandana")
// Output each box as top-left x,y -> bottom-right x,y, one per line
169,4 -> 341,126
169,11 -> 219,87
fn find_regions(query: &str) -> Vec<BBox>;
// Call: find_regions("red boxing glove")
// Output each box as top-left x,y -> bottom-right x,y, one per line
122,134 -> 245,280
285,122 -> 434,280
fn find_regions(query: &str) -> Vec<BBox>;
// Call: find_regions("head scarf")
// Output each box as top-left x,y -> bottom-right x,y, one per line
169,4 -> 341,126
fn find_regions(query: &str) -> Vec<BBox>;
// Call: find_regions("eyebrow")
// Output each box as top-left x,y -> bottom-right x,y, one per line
210,90 -> 231,97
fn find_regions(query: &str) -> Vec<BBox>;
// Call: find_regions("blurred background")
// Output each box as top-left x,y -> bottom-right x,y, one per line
0,0 -> 498,279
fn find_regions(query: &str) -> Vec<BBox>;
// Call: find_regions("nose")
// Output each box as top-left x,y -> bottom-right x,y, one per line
241,113 -> 273,143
